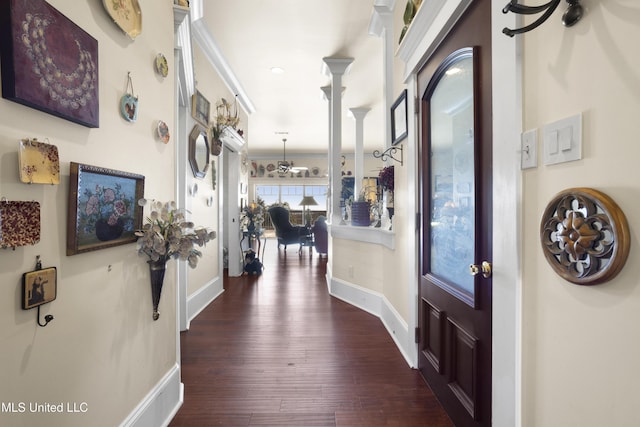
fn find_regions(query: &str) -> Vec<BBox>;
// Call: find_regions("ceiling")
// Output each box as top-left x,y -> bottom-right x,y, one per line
197,0 -> 386,157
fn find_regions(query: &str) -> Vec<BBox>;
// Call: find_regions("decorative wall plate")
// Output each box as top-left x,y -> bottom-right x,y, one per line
155,53 -> 168,77
120,94 -> 138,122
120,72 -> 138,122
540,187 -> 630,285
102,0 -> 142,39
157,120 -> 170,143
19,138 -> 60,184
0,200 -> 41,249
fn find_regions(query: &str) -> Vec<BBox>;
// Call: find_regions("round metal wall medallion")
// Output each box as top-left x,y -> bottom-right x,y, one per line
540,187 -> 630,285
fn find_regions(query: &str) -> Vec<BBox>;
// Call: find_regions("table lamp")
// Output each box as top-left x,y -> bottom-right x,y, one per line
299,196 -> 318,226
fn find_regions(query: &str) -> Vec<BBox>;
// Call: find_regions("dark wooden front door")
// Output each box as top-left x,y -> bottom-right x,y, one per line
417,1 -> 492,426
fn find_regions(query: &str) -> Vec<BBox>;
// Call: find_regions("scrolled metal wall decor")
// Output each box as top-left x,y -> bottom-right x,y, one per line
540,188 -> 630,285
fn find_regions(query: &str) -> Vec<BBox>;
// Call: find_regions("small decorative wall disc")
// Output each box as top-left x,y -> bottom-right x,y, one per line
540,187 -> 630,285
155,53 -> 168,78
157,120 -> 170,144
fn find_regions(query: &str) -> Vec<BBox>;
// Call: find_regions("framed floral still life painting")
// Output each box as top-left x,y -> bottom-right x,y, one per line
67,162 -> 144,255
0,0 -> 99,128
22,267 -> 57,310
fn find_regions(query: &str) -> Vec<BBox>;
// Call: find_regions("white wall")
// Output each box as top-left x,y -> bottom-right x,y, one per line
0,2 -> 178,426
521,5 -> 640,426
184,45 -> 237,295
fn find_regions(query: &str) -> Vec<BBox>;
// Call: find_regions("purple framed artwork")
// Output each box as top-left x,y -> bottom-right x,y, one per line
67,162 -> 145,256
0,0 -> 99,128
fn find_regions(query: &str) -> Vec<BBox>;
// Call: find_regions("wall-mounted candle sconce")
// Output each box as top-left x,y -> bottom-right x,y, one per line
502,0 -> 583,37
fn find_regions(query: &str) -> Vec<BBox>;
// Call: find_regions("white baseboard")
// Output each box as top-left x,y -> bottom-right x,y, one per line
380,296 -> 414,368
119,364 -> 183,427
328,275 -> 412,367
329,276 -> 382,317
123,278 -> 222,427
187,275 -> 224,326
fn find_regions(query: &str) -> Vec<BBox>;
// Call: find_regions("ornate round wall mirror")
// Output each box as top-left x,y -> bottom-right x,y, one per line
189,125 -> 210,178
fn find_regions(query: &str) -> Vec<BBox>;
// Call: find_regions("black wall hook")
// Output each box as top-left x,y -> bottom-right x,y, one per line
502,0 -> 583,37
37,305 -> 54,327
29,255 -> 55,328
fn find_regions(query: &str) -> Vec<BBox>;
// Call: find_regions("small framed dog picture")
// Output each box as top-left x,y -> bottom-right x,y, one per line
22,267 -> 57,310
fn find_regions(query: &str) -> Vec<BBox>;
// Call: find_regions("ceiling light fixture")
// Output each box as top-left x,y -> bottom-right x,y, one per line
278,138 -> 307,175
270,67 -> 285,74
278,138 -> 292,174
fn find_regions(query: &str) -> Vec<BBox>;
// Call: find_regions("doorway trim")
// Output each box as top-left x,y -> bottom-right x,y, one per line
399,1 -> 522,425
489,3 -> 522,425
175,5 -> 195,333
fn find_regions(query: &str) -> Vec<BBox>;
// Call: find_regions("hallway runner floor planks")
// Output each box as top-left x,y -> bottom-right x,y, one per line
169,238 -> 453,427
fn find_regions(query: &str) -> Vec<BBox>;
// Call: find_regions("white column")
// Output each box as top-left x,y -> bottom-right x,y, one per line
349,108 -> 370,198
322,57 -> 354,225
320,85 -> 333,221
371,5 -> 394,152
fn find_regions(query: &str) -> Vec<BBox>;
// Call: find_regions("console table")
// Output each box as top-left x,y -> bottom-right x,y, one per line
241,228 -> 265,260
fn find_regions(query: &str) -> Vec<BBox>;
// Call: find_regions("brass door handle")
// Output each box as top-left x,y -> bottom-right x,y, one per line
470,261 -> 492,278
470,264 -> 480,276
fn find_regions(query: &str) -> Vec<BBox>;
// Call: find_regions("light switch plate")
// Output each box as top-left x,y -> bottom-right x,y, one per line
543,113 -> 582,166
521,128 -> 537,169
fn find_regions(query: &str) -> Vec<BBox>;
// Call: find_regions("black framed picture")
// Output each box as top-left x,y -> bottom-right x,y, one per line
67,162 -> 145,255
22,267 -> 57,310
391,89 -> 408,145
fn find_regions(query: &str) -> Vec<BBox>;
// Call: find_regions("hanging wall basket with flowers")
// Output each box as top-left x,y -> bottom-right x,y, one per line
378,165 -> 395,220
135,199 -> 216,320
378,165 -> 394,192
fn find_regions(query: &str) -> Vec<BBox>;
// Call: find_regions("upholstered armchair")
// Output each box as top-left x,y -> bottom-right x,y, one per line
267,206 -> 307,250
312,216 -> 328,257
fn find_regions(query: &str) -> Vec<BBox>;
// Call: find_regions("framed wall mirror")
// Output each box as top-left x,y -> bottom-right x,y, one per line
189,124 -> 210,178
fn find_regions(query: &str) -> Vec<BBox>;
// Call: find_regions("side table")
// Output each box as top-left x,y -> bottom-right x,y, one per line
298,233 -> 314,257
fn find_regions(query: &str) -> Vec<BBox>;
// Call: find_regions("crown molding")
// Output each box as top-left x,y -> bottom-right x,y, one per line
189,3 -> 256,115
396,0 -> 473,79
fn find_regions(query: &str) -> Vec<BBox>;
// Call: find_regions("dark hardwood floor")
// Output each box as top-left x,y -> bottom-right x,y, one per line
169,239 -> 453,427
